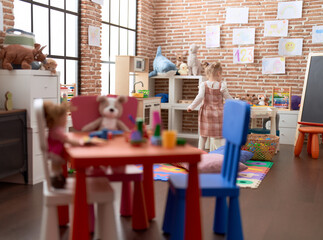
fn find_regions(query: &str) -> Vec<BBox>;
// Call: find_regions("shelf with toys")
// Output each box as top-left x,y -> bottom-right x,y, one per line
149,75 -> 205,139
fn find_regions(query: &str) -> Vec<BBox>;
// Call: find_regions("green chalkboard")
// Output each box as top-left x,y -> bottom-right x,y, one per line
300,53 -> 323,124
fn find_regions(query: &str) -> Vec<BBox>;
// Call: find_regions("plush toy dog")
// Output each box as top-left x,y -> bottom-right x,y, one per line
40,58 -> 57,74
258,94 -> 266,106
82,95 -> 130,132
187,44 -> 202,76
0,43 -> 47,70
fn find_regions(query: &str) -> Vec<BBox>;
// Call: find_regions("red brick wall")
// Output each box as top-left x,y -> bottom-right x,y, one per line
79,0 -> 102,95
150,0 -> 323,97
0,0 -> 14,45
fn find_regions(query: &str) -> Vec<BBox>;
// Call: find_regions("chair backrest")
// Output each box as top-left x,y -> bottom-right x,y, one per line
34,98 -> 52,190
221,100 -> 250,186
71,95 -> 138,131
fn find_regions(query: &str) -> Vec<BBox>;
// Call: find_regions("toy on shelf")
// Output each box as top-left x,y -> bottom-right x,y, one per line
0,43 -> 47,70
178,62 -> 189,75
149,46 -> 177,78
272,86 -> 291,110
60,84 -> 76,103
258,94 -> 269,106
4,91 -> 13,111
187,44 -> 202,76
175,51 -> 187,68
40,58 -> 57,74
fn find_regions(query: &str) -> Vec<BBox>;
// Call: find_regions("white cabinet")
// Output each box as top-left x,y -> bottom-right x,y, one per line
136,97 -> 161,130
149,75 -> 205,139
278,110 -> 299,145
0,70 -> 60,184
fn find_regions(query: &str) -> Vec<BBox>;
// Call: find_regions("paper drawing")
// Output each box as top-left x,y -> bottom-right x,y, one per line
277,1 -> 302,19
264,20 -> 288,37
88,26 -> 100,47
278,38 -> 303,56
233,47 -> 254,64
225,8 -> 249,24
0,2 -> 3,32
232,28 -> 255,45
206,25 -> 220,48
262,57 -> 285,75
312,26 -> 323,44
91,0 -> 103,5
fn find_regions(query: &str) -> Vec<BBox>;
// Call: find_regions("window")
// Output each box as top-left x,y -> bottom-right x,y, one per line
14,0 -> 79,86
101,0 -> 137,95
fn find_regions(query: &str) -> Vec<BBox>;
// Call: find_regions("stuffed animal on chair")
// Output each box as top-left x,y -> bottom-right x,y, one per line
82,95 -> 130,132
0,43 -> 47,70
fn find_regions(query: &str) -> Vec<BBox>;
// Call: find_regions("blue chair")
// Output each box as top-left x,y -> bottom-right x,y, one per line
162,100 -> 250,240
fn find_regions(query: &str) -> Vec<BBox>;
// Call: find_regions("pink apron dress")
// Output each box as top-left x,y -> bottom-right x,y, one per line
198,81 -> 224,138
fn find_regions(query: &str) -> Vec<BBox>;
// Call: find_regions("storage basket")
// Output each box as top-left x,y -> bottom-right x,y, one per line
241,134 -> 279,160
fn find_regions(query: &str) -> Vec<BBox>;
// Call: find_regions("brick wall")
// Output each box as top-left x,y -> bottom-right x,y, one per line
79,0 -> 102,95
150,0 -> 323,97
0,0 -> 14,45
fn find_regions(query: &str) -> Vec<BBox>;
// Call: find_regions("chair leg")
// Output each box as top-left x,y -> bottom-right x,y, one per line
294,132 -> 304,156
162,187 -> 175,234
227,197 -> 243,240
213,197 -> 227,234
94,202 -> 117,240
307,133 -> 312,155
312,134 -> 319,159
120,181 -> 133,216
132,181 -> 149,230
40,205 -> 60,240
170,194 -> 186,240
88,204 -> 95,233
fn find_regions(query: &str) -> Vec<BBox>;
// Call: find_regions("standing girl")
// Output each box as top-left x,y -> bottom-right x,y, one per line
187,62 -> 232,151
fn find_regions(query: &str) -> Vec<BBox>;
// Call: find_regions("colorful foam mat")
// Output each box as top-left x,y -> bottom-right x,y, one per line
136,160 -> 273,189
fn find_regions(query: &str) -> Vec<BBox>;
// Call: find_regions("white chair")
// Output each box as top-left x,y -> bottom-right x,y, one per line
34,99 -> 117,240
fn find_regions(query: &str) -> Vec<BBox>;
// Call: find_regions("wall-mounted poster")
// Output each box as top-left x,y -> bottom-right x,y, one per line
277,1 -> 303,19
225,8 -> 249,24
0,2 -> 3,32
91,0 -> 103,5
232,28 -> 255,45
88,26 -> 100,47
264,20 -> 288,37
312,26 -> 323,44
206,25 -> 220,48
278,38 -> 303,56
233,47 -> 254,64
262,57 -> 285,75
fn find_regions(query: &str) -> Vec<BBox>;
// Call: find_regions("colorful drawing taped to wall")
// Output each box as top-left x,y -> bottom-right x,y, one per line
88,26 -> 100,47
277,1 -> 303,19
232,28 -> 255,45
278,38 -> 303,56
225,7 -> 249,24
264,20 -> 288,37
206,25 -> 220,48
233,47 -> 254,64
262,57 -> 285,75
312,26 -> 323,44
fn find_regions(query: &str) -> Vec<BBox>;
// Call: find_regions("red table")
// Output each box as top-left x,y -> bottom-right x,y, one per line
64,133 -> 203,240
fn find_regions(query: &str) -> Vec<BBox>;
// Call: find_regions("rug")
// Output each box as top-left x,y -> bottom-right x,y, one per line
136,160 -> 273,189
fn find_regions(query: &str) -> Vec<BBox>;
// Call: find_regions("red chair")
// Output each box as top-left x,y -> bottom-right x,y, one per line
70,95 -> 148,230
294,123 -> 323,159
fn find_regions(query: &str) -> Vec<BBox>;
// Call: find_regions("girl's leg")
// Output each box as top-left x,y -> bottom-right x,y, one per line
210,138 -> 226,151
198,136 -> 208,151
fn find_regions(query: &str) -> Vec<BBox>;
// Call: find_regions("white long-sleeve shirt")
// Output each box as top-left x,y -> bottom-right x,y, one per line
188,80 -> 233,110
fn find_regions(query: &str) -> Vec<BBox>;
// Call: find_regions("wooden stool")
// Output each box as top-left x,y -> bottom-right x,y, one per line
294,127 -> 323,159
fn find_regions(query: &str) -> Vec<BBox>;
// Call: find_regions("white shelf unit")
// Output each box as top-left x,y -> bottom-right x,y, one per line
278,110 -> 299,145
149,75 -> 205,139
0,70 -> 60,184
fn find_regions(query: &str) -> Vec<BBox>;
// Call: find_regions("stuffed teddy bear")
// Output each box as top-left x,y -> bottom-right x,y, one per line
82,95 -> 130,132
187,44 -> 202,76
0,43 -> 47,70
40,58 -> 57,74
149,46 -> 178,78
178,62 -> 188,75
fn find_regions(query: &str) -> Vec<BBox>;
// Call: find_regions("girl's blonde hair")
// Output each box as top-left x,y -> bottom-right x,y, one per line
206,62 -> 222,79
43,101 -> 70,128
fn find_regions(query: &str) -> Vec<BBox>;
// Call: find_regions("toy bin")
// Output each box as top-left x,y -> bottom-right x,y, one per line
241,134 -> 279,160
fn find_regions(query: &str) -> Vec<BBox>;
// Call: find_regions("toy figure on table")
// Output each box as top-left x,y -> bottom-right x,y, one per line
43,101 -> 83,188
187,62 -> 233,151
